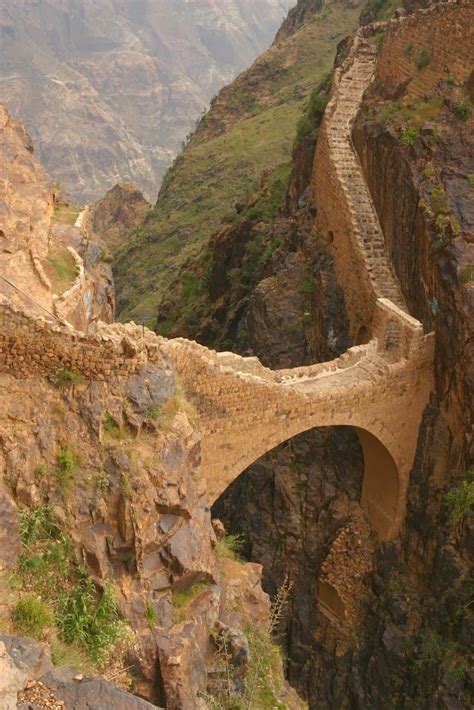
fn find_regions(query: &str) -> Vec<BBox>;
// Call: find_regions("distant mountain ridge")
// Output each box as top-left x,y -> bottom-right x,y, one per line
0,0 -> 292,202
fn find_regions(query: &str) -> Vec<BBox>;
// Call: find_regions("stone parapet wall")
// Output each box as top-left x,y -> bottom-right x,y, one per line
0,300 -> 165,380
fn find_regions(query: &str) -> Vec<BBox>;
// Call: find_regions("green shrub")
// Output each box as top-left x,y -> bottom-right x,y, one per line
404,42 -> 414,57
103,411 -> 121,438
416,48 -> 431,70
34,463 -> 48,482
416,630 -> 457,667
13,596 -> 53,638
145,601 -> 157,628
401,125 -> 419,146
375,32 -> 384,51
415,629 -> 469,682
295,84 -> 329,143
444,475 -> 474,526
430,186 -> 449,217
161,381 -> 198,428
19,505 -> 59,548
459,265 -> 474,285
55,368 -> 83,387
56,578 -> 126,663
119,473 -> 132,499
300,279 -> 315,296
16,506 -> 128,667
96,470 -> 110,492
453,100 -> 471,122
55,446 -> 78,493
215,534 -> 244,561
172,581 -> 210,622
145,405 -> 162,421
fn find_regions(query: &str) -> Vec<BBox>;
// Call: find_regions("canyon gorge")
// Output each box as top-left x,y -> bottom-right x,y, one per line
0,0 -> 473,709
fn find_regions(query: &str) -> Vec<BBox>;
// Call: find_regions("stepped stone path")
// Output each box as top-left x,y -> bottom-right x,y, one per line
326,38 -> 407,311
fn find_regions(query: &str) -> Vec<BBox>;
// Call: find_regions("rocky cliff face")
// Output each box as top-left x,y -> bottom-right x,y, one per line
0,0 -> 291,203
0,107 -> 303,709
90,183 -> 151,254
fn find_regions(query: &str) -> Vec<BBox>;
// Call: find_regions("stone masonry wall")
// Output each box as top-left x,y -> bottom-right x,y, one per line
312,32 -> 407,342
374,0 -> 474,101
0,300 -> 165,380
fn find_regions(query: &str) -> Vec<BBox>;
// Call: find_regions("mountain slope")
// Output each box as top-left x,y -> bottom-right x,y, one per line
0,0 -> 291,202
113,0 -> 365,328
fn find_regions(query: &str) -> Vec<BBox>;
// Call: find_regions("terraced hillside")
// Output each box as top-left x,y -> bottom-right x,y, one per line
114,0 -> 365,330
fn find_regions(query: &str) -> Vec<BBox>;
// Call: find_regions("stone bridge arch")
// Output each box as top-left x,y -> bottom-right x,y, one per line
202,415 -> 403,540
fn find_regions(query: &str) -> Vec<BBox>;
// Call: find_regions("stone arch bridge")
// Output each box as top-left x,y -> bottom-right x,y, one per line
164,297 -> 433,541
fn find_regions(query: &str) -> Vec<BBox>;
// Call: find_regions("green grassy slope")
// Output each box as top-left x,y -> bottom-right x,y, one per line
114,0 -> 365,328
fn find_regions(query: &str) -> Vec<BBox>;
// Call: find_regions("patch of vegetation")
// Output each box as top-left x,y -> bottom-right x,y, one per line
202,578 -> 294,709
119,472 -> 132,499
161,380 -> 198,428
34,463 -> 48,484
55,368 -> 84,387
99,244 -> 113,263
55,446 -> 78,493
103,411 -> 121,438
416,48 -> 431,70
453,100 -> 471,122
429,183 -> 459,242
43,248 -> 78,294
50,639 -> 93,673
373,95 -> 443,132
19,504 -> 59,548
95,469 -> 110,492
53,202 -> 81,226
215,534 -> 244,561
145,601 -> 157,628
13,506 -> 129,667
459,265 -> 474,285
361,0 -> 401,21
172,581 -> 210,623
374,32 -> 385,52
145,404 -> 162,421
444,471 -> 474,527
295,76 -> 330,144
422,163 -> 435,180
13,595 -> 53,638
55,577 -> 127,663
404,42 -> 414,57
401,125 -> 419,147
415,630 -> 469,683
430,186 -> 449,216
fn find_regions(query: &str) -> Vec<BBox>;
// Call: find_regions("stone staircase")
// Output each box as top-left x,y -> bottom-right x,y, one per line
326,36 -> 407,311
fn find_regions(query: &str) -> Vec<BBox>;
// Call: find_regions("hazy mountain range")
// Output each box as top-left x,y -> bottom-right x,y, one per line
0,0 -> 293,202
